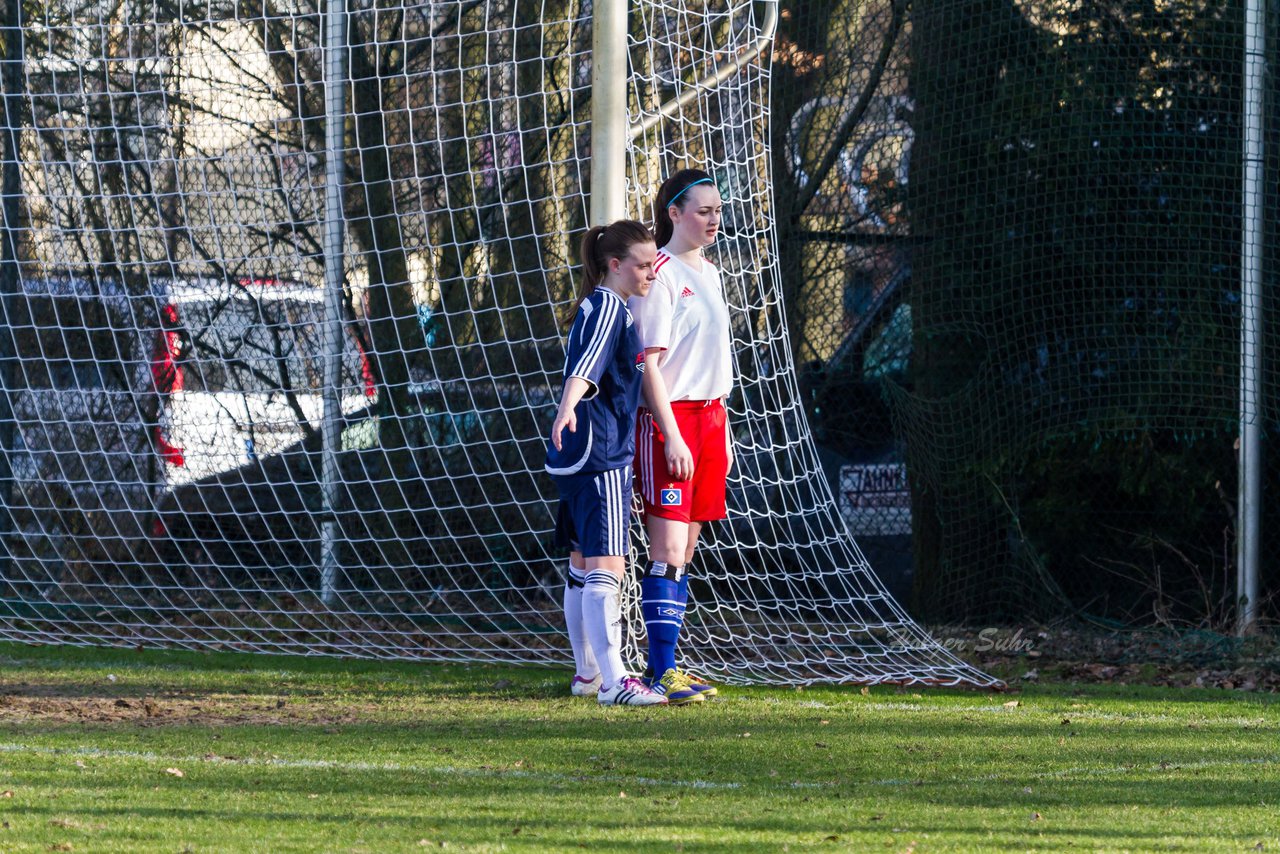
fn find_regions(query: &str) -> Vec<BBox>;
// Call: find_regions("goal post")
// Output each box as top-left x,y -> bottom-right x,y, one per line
320,0 -> 351,606
0,0 -> 997,688
591,0 -> 629,225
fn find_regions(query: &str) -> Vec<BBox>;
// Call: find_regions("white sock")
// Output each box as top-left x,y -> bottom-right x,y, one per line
564,563 -> 599,679
581,570 -> 627,691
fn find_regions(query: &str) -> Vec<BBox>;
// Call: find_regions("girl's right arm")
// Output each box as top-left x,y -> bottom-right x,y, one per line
550,376 -> 593,451
640,350 -> 694,481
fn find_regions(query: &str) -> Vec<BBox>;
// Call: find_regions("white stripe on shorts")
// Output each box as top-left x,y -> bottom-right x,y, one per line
613,466 -> 632,555
614,468 -> 625,556
593,466 -> 631,557
606,468 -> 619,556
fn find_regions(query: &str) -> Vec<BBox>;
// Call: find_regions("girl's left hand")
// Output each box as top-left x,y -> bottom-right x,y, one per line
551,409 -> 577,451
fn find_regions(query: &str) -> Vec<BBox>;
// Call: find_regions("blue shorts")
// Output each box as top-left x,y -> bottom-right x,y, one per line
552,466 -> 633,558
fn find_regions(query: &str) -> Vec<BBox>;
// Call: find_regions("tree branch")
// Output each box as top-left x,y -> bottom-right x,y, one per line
790,0 -> 907,220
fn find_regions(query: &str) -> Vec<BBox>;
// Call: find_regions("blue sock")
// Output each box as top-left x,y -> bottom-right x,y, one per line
674,570 -> 690,666
641,561 -> 684,678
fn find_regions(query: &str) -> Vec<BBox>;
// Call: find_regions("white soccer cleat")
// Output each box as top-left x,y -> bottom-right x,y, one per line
597,676 -> 669,706
570,673 -> 603,697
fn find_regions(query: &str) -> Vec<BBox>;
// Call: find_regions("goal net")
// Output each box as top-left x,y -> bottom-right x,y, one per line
0,0 -> 995,686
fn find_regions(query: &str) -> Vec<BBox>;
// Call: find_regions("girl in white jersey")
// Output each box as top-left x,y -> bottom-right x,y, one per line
628,169 -> 733,704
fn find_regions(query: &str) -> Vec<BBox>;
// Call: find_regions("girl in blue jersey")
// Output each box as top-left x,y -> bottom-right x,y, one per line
546,219 -> 667,706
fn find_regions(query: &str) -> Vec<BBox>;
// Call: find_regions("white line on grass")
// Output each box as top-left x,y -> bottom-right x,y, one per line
843,701 -> 1278,728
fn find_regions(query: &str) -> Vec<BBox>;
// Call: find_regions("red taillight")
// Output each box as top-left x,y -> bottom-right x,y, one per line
154,427 -> 184,467
356,340 -> 377,398
152,304 -> 184,394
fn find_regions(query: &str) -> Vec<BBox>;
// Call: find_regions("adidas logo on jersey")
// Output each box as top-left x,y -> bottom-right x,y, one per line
680,287 -> 696,299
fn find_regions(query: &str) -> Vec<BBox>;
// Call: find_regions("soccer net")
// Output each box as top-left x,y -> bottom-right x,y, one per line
0,0 -> 995,686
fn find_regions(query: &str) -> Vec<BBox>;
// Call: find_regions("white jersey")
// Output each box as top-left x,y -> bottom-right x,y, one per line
628,248 -> 733,402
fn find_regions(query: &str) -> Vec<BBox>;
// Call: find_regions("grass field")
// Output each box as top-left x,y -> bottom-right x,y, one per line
0,641 -> 1276,852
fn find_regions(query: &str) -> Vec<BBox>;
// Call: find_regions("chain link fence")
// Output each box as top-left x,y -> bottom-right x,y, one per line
775,0 -> 1275,627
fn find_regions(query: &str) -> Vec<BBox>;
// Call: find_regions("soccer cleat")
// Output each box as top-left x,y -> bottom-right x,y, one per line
676,669 -> 718,698
644,665 -> 718,698
648,668 -> 705,705
598,676 -> 669,706
570,673 -> 603,697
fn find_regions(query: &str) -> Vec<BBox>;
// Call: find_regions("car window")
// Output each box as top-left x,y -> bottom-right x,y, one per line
174,291 -> 357,396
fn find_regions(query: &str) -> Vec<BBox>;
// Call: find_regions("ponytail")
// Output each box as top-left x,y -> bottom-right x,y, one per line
570,219 -> 655,319
652,168 -> 714,248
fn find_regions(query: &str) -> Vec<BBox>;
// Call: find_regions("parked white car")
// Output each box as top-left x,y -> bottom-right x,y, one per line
156,277 -> 374,488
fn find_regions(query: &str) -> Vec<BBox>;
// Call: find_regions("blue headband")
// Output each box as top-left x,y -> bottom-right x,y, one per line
666,177 -> 714,208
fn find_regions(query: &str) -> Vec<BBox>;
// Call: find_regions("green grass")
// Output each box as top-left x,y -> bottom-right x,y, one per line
0,642 -> 1276,852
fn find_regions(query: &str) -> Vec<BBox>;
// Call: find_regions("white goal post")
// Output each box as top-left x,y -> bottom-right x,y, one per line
0,0 -> 996,687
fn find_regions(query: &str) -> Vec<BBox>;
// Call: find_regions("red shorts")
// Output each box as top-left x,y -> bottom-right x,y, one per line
634,400 -> 729,523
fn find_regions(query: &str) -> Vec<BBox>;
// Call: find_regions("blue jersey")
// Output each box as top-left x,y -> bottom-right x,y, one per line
545,288 -> 644,476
